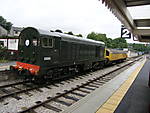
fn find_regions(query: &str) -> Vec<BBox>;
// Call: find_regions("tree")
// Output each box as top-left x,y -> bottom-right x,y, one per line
87,32 -> 107,42
106,38 -> 113,48
87,32 -> 128,49
111,38 -> 127,49
87,32 -> 109,47
5,22 -> 13,32
129,43 -> 150,52
67,31 -> 74,35
0,45 -> 7,60
76,34 -> 83,37
0,16 -> 13,32
55,29 -> 63,33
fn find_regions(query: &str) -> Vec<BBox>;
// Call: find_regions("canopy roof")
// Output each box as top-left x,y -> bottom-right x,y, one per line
101,0 -> 150,42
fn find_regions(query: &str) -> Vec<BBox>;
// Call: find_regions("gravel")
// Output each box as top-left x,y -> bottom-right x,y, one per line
0,58 -> 141,113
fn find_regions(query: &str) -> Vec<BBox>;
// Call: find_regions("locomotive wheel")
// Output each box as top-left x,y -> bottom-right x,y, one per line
47,70 -> 53,79
24,70 -> 33,80
18,69 -> 25,76
10,66 -> 16,72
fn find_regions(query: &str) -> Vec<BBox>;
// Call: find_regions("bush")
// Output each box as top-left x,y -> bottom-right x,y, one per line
0,46 -> 8,60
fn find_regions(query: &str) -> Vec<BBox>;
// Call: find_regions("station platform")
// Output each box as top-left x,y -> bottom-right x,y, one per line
0,61 -> 15,71
113,58 -> 150,113
62,57 -> 149,113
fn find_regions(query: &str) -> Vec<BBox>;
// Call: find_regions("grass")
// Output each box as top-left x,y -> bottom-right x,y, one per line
0,59 -> 9,63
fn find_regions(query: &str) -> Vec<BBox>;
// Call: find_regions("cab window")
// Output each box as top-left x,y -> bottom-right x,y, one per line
33,39 -> 37,46
33,37 -> 38,46
42,37 -> 53,48
106,50 -> 109,56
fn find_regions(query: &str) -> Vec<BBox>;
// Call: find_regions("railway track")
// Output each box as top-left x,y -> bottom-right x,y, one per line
0,70 -> 11,76
0,80 -> 30,89
16,57 -> 142,113
0,56 -> 143,112
0,80 -> 37,100
0,69 -> 19,82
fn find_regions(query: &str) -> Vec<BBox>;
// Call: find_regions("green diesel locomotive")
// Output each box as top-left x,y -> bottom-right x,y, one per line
11,27 -> 105,80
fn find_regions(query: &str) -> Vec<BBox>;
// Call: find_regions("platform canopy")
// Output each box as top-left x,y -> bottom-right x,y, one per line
101,0 -> 150,42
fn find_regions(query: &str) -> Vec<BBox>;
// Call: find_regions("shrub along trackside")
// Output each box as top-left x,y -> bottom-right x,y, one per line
0,46 -> 18,62
0,47 -> 8,62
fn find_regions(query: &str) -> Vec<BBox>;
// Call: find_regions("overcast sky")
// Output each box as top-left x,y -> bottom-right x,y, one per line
1,0 -> 149,44
0,0 -> 122,38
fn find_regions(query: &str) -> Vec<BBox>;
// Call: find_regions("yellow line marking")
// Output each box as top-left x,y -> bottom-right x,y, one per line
96,59 -> 146,113
97,108 -> 112,113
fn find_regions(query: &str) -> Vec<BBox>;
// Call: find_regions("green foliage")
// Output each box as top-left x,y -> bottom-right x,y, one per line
128,43 -> 150,52
67,31 -> 74,35
76,34 -> 83,37
87,32 -> 150,52
54,29 -> 83,37
0,46 -> 7,51
0,59 -> 8,63
87,32 -> 127,49
87,32 -> 107,42
65,31 -> 83,37
106,38 -> 113,48
111,38 -> 127,49
0,16 -> 13,31
55,29 -> 63,33
5,22 -> 12,32
0,46 -> 7,60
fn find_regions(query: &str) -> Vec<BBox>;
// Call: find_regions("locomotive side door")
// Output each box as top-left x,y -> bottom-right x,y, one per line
52,37 -> 60,64
40,36 -> 60,67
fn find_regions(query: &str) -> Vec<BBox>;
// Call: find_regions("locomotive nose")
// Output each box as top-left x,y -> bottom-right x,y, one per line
19,28 -> 39,64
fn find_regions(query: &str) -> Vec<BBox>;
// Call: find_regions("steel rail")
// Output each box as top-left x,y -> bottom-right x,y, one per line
18,57 -> 142,113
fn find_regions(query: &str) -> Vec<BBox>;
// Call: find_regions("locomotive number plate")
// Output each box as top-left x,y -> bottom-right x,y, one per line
44,57 -> 51,60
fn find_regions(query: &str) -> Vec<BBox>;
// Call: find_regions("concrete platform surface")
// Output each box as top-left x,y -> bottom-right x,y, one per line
62,58 -> 145,113
114,59 -> 150,113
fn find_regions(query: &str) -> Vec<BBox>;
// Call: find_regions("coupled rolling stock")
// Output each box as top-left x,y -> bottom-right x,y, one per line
105,48 -> 127,64
11,27 -> 128,81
